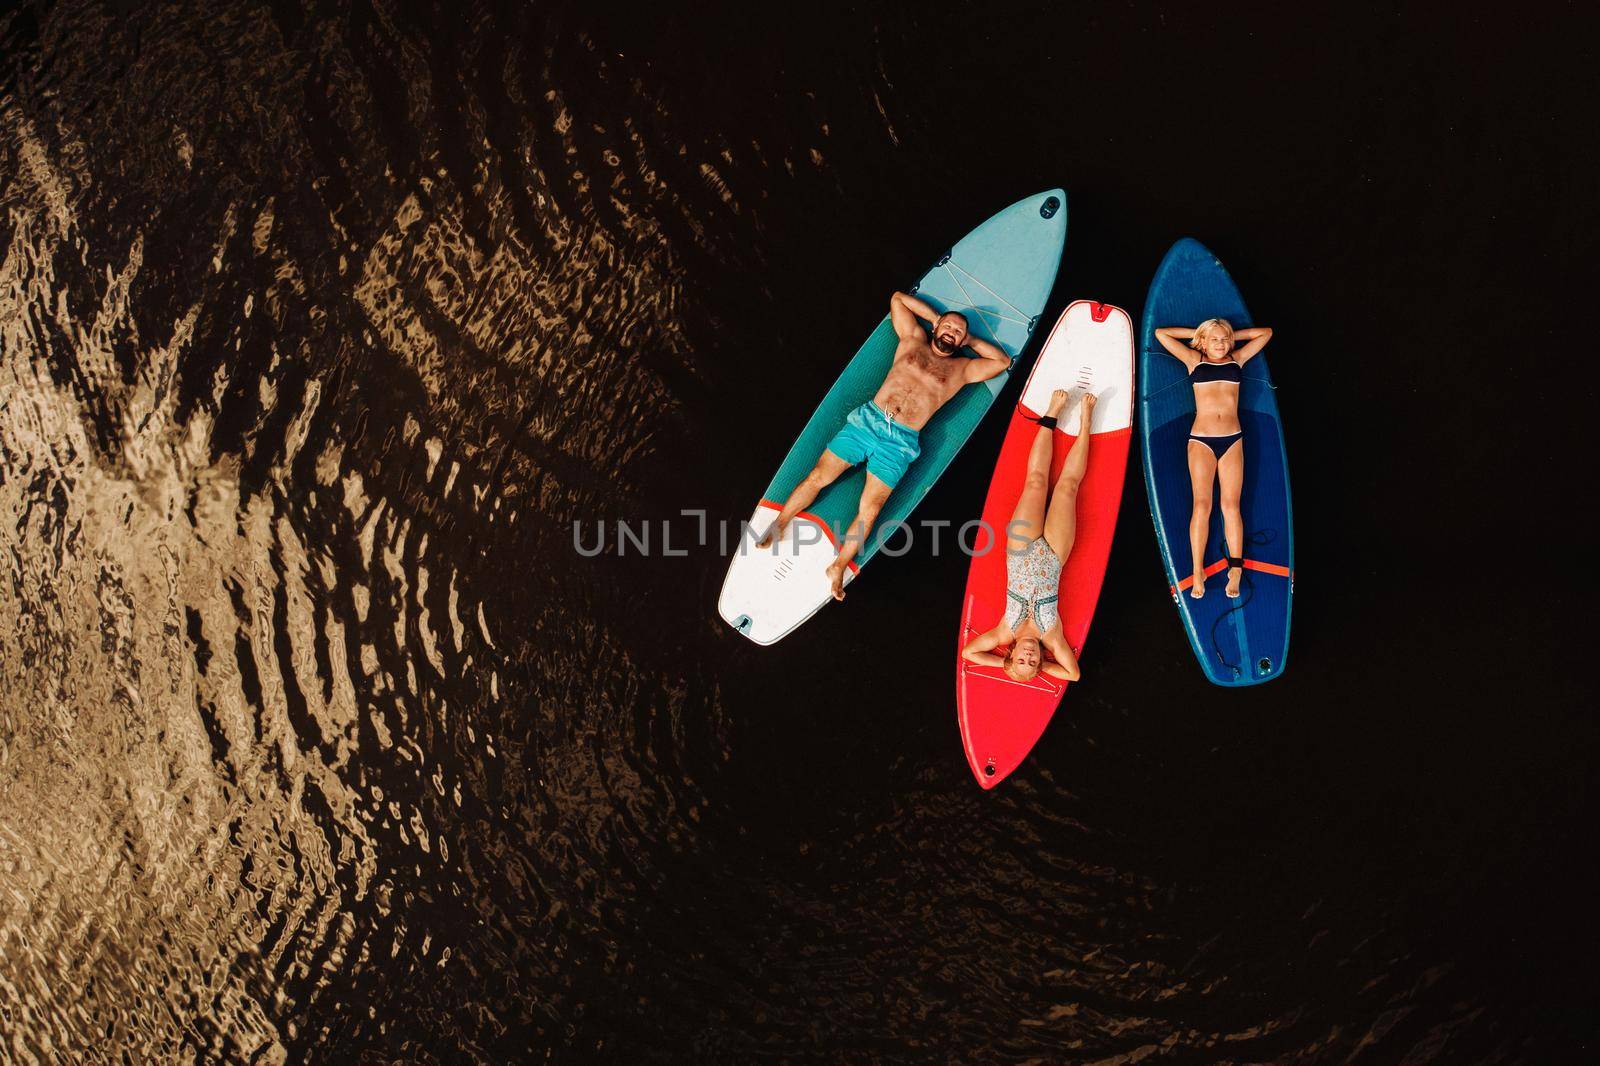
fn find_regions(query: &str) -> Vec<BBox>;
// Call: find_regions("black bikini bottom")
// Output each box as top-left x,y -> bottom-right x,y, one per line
1189,432 -> 1242,460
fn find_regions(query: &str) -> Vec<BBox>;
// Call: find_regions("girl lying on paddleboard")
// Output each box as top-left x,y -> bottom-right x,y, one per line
1151,319 -> 1274,598
960,389 -> 1093,683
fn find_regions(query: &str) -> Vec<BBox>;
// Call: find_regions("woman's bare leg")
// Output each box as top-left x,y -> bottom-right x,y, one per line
1217,439 -> 1245,597
1006,389 -> 1071,551
1043,393 -> 1096,560
1186,441 -> 1218,598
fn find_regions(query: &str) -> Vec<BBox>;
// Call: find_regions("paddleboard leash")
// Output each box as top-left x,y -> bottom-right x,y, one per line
1209,527 -> 1278,678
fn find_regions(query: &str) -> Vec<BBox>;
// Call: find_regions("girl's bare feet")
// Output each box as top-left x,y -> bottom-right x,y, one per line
1191,568 -> 1207,599
1078,391 -> 1097,431
1045,388 -> 1072,418
1225,563 -> 1243,598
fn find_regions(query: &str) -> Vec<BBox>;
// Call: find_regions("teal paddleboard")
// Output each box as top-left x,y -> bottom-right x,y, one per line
719,190 -> 1068,644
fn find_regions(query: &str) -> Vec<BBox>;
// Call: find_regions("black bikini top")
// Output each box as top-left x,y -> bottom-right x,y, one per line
1189,358 -> 1242,385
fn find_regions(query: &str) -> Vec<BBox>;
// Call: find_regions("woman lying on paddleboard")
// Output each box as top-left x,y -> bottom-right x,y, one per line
960,389 -> 1092,683
1152,318 -> 1274,599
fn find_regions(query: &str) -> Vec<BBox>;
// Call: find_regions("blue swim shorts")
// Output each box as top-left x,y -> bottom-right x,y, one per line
824,401 -> 922,488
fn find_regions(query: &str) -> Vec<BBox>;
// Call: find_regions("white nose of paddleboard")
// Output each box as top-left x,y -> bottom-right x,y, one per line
1018,301 -> 1134,435
717,505 -> 856,645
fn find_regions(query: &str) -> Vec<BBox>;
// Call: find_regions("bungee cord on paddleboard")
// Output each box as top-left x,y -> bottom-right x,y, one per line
938,259 -> 1034,345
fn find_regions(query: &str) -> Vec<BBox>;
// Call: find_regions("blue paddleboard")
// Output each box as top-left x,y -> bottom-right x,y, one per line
1138,238 -> 1293,685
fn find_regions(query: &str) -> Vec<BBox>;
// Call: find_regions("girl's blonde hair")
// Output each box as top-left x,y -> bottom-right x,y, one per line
1189,318 -> 1235,352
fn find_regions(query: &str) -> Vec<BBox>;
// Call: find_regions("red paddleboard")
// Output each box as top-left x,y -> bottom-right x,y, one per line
956,300 -> 1134,788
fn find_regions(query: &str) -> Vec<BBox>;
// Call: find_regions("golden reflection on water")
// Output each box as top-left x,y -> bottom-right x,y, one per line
0,25 -> 714,1051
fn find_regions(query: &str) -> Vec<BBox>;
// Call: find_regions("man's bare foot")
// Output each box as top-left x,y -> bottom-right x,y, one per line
1225,563 -> 1242,598
825,559 -> 847,601
1190,569 -> 1207,599
1046,388 -> 1072,418
756,518 -> 787,550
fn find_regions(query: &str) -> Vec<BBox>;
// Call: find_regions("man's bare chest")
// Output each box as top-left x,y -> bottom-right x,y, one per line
895,345 -> 962,388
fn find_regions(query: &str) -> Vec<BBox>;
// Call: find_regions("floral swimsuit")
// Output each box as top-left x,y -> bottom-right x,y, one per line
1003,537 -> 1062,634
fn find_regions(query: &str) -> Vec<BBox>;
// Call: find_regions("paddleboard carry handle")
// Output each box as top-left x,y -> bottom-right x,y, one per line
1090,301 -> 1111,322
1040,196 -> 1060,219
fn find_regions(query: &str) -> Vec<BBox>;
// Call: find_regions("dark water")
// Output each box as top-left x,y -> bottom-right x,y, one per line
1,1 -> 1593,1060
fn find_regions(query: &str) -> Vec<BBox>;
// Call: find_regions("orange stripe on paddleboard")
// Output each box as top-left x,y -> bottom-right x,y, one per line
1170,558 -> 1292,593
1172,559 -> 1228,593
756,500 -> 861,573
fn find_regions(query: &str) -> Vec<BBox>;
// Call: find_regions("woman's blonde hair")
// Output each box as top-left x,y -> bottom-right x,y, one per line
1189,318 -> 1235,352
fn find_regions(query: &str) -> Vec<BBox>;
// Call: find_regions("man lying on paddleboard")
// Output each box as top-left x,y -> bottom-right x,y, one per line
756,291 -> 1012,601
960,389 -> 1092,682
